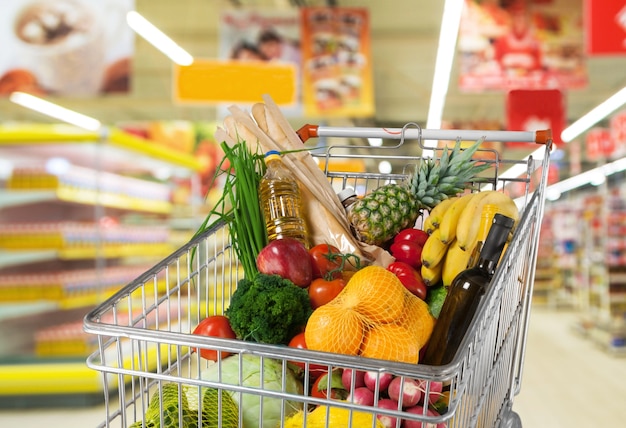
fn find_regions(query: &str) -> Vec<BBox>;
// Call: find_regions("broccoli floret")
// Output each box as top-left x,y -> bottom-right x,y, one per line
225,273 -> 312,345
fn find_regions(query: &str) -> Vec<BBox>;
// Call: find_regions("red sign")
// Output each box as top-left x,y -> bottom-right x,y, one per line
585,0 -> 626,55
585,128 -> 614,161
610,110 -> 626,157
506,89 -> 565,148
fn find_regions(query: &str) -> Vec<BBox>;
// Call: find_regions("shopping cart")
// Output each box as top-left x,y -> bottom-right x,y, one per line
84,124 -> 552,428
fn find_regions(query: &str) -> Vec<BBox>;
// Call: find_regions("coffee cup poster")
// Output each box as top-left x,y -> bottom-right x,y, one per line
457,0 -> 587,91
0,0 -> 135,97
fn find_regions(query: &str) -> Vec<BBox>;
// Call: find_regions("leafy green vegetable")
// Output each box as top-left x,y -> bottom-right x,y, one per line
130,383 -> 195,428
131,384 -> 240,428
200,354 -> 303,428
225,273 -> 312,344
193,140 -> 267,279
427,284 -> 448,319
200,387 -> 239,428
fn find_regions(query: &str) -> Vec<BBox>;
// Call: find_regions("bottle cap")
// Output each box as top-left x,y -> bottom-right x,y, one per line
492,212 -> 515,229
264,150 -> 282,163
337,187 -> 357,203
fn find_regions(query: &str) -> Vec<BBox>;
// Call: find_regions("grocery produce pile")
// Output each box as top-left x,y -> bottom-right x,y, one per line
134,96 -> 521,428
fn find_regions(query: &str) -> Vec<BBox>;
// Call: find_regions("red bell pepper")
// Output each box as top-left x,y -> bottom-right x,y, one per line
387,261 -> 427,300
394,228 -> 429,247
389,240 -> 423,270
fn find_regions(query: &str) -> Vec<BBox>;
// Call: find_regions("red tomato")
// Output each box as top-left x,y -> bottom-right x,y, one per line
394,228 -> 429,246
387,261 -> 427,301
311,370 -> 348,400
309,244 -> 343,279
308,277 -> 346,309
288,332 -> 326,379
192,315 -> 237,361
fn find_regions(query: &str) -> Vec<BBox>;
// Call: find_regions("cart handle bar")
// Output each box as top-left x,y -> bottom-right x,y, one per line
297,124 -> 551,145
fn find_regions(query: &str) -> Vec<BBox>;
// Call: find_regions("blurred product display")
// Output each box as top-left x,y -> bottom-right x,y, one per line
0,124 -> 203,407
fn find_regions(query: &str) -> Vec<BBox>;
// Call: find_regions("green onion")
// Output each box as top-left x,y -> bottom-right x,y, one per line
192,140 -> 267,279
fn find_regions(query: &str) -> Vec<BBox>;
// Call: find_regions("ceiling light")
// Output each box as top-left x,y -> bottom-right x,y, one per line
10,92 -> 101,131
127,11 -> 193,66
368,137 -> 383,147
561,86 -> 626,142
378,160 -> 392,174
426,0 -> 464,130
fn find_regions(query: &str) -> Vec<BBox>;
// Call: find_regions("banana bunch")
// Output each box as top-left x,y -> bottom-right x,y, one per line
421,190 -> 519,287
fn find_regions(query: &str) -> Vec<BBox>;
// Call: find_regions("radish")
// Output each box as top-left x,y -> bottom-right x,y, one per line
388,376 -> 422,408
348,386 -> 375,406
342,368 -> 366,391
403,406 -> 446,428
376,398 -> 401,428
364,371 -> 394,393
417,380 -> 443,405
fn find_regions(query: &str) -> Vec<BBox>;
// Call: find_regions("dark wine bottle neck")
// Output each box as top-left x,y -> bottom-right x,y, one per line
474,213 -> 515,275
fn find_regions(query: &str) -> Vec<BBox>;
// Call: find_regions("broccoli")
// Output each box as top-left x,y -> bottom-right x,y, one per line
225,273 -> 312,345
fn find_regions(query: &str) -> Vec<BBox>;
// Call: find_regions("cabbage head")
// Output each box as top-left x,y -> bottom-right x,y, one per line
200,354 -> 303,428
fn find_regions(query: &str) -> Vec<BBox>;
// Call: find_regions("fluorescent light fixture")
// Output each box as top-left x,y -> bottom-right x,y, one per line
561,86 -> 626,142
127,11 -> 193,66
545,154 -> 626,199
426,0 -> 464,130
10,92 -> 101,131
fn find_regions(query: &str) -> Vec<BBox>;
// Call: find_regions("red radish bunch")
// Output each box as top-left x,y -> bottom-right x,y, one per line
339,369 -> 448,428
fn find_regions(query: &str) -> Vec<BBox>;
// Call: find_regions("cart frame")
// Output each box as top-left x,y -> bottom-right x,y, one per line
84,125 -> 552,428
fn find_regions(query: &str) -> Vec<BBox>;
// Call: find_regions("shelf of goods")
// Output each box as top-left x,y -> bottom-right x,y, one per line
533,203 -> 579,308
573,190 -> 626,355
0,124 -> 203,407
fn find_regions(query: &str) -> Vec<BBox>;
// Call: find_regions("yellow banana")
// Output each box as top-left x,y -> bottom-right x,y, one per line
421,260 -> 443,286
456,191 -> 519,251
421,229 -> 450,268
438,192 -> 476,244
442,239 -> 472,286
454,191 -> 491,250
423,197 -> 457,234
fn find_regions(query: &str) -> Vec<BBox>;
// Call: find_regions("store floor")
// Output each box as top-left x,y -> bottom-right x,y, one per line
1,308 -> 625,427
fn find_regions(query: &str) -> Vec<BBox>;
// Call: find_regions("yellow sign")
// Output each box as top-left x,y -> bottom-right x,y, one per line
174,59 -> 297,105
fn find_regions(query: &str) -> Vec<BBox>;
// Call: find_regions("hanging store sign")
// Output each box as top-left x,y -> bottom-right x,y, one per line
585,128 -> 614,161
0,0 -> 135,97
213,9 -> 302,114
174,59 -> 297,106
585,0 -> 626,56
506,89 -> 565,148
300,7 -> 374,118
458,0 -> 587,91
610,110 -> 626,158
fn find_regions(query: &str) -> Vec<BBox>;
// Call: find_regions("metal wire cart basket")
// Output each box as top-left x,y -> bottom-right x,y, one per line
84,124 -> 552,428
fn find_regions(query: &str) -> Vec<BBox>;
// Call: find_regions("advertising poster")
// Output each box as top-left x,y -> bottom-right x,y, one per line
506,88 -> 565,148
300,7 -> 374,118
0,0 -> 135,97
458,0 -> 587,91
585,0 -> 626,56
218,9 -> 302,114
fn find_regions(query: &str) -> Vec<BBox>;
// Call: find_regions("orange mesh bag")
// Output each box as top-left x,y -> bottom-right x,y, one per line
305,266 -> 435,364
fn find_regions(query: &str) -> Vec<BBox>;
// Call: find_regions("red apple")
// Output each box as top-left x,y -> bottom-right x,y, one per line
256,238 -> 313,287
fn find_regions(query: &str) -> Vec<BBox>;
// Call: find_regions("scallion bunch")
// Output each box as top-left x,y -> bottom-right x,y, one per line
194,140 -> 267,279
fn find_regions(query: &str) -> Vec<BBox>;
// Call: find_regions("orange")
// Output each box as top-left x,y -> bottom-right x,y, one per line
360,323 -> 421,364
305,304 -> 364,356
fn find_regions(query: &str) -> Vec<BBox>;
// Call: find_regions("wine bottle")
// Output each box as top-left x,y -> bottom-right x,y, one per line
421,213 -> 514,366
466,204 -> 499,269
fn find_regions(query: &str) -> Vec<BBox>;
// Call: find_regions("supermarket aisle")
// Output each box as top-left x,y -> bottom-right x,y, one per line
1,307 -> 625,427
513,308 -> 626,427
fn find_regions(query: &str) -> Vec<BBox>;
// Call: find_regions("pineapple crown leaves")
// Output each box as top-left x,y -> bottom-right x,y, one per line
412,137 -> 491,210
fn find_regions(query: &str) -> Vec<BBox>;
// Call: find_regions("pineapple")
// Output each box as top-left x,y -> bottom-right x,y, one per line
348,138 -> 490,246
